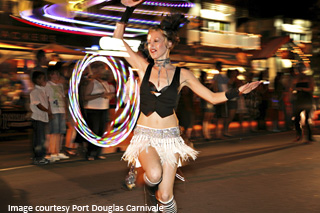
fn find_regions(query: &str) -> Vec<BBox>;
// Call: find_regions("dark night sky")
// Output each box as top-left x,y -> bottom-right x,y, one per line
234,0 -> 319,20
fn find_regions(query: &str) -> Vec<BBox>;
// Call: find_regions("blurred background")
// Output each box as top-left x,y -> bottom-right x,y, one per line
0,0 -> 319,135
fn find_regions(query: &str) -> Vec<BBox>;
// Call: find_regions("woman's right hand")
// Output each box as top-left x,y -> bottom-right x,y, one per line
121,0 -> 145,7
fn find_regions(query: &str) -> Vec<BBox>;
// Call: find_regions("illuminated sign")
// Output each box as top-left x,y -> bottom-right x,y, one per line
0,27 -> 57,43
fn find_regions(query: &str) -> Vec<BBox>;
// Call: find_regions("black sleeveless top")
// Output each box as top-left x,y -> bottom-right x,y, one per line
296,82 -> 309,88
140,63 -> 181,118
295,81 -> 313,106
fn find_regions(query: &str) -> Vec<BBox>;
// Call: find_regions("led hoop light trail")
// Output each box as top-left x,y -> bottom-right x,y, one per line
68,54 -> 140,147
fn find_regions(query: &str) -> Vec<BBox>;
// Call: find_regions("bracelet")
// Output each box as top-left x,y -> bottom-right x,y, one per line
120,6 -> 136,23
225,88 -> 240,100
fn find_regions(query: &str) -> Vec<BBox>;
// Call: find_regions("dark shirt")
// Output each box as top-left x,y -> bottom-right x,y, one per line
140,63 -> 181,118
296,82 -> 309,88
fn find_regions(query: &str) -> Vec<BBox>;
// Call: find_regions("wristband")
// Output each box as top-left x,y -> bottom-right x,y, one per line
225,88 -> 240,100
120,6 -> 136,23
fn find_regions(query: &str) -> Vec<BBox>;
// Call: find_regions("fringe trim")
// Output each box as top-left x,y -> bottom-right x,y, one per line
122,134 -> 199,168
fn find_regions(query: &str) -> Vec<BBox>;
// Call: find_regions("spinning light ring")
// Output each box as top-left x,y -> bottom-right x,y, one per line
68,54 -> 140,147
142,1 -> 195,8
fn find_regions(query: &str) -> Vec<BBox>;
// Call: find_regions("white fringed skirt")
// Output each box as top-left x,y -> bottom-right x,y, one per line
122,125 -> 199,168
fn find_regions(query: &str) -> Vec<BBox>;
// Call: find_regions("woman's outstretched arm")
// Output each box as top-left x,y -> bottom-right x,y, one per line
180,68 -> 261,105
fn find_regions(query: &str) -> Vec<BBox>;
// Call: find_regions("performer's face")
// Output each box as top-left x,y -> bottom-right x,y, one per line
147,30 -> 172,60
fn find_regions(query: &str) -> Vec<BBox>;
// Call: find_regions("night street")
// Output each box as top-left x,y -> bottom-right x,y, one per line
1,0 -> 320,213
1,129 -> 320,213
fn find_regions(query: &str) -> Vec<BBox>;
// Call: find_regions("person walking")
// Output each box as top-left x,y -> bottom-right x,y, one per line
201,78 -> 215,140
114,1 -> 260,211
272,72 -> 285,132
224,69 -> 242,136
176,86 -> 195,140
291,63 -> 315,142
256,70 -> 270,131
212,61 -> 229,139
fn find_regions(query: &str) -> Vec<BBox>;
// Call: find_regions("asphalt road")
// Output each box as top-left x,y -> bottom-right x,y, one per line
1,130 -> 320,213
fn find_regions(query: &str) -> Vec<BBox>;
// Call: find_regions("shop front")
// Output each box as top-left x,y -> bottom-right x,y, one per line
0,19 -> 93,131
0,107 -> 31,130
250,36 -> 311,87
170,43 -> 251,80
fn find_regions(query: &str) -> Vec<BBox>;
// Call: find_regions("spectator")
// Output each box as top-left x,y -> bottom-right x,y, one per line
83,62 -> 115,161
291,63 -> 315,142
282,67 -> 296,130
31,50 -> 48,80
62,62 -> 78,155
71,67 -> 91,157
199,71 -> 208,123
256,70 -> 270,131
272,72 -> 285,132
244,72 -> 260,132
177,86 -> 195,140
202,78 -> 215,140
224,69 -> 241,136
29,71 -> 50,165
45,62 -> 69,162
212,61 -> 229,139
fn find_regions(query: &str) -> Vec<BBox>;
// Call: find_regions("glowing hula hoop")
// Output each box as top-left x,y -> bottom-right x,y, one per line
68,54 -> 140,147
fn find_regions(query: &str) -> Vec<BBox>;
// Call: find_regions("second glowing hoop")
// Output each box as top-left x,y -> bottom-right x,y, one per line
68,54 -> 140,147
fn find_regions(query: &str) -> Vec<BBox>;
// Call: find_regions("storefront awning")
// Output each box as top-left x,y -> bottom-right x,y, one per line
0,42 -> 33,51
171,44 -> 249,66
36,43 -> 85,55
0,41 -> 85,63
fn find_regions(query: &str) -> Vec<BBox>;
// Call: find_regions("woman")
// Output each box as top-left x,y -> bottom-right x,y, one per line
291,63 -> 314,142
83,62 -> 115,160
114,1 -> 260,211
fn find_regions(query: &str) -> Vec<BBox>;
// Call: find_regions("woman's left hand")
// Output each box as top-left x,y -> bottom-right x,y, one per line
239,81 -> 261,94
121,0 -> 145,7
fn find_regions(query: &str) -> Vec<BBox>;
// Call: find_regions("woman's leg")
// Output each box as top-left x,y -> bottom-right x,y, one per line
157,153 -> 179,213
139,146 -> 163,183
139,146 -> 163,210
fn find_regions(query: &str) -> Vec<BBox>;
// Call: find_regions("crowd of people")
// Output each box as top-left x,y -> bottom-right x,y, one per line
0,51 -> 316,165
27,50 -> 116,165
177,62 -> 316,144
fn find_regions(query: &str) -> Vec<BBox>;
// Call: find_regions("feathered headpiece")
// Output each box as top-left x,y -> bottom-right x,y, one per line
159,13 -> 189,32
